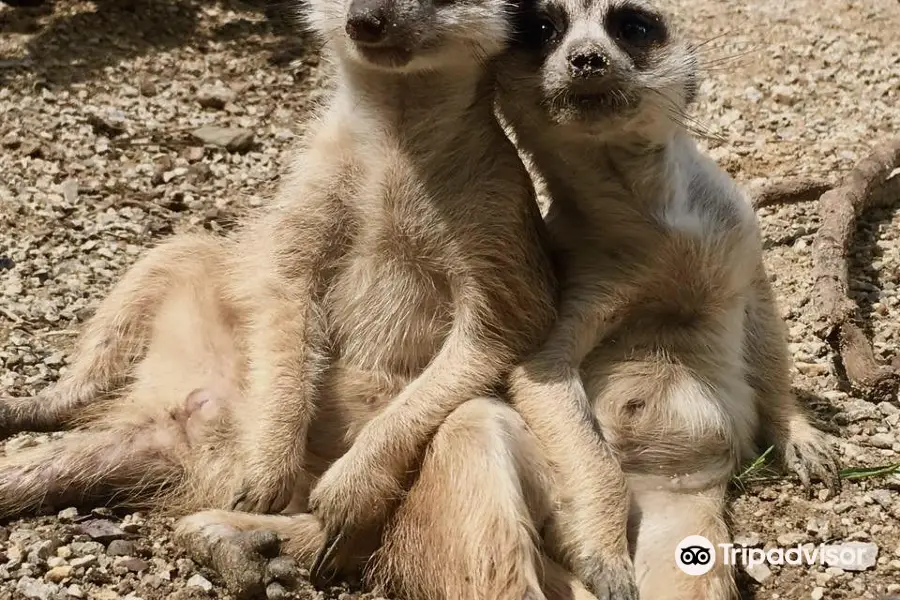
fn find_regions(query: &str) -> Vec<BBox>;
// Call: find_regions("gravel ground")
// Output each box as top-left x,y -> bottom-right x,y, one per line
0,0 -> 898,599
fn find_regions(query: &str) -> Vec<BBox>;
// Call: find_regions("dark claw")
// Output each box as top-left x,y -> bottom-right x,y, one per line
821,453 -> 842,494
309,530 -> 345,588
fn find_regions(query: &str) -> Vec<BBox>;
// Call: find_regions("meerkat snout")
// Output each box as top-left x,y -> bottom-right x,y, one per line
306,0 -> 516,72
345,0 -> 389,44
567,46 -> 610,79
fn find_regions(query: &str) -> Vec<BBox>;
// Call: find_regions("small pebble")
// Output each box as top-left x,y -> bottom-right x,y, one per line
69,555 -> 98,570
186,574 -> 214,592
744,562 -> 773,583
106,540 -> 136,557
44,565 -> 72,583
78,520 -> 126,544
57,508 -> 79,522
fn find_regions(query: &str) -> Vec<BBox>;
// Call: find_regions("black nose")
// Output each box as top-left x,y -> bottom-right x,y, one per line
567,50 -> 609,78
346,0 -> 388,44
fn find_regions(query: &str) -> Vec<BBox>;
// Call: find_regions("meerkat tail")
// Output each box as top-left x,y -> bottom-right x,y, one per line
0,427 -> 183,519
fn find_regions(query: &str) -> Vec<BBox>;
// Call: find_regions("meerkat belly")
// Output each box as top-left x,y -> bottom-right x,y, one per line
581,303 -> 758,477
328,252 -> 454,372
306,251 -> 454,462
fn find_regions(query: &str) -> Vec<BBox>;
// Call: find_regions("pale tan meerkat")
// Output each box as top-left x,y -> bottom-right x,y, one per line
0,0 -> 615,597
495,1 -> 842,598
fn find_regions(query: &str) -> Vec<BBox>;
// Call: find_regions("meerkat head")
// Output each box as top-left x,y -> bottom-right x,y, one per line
304,0 -> 518,73
499,0 -> 697,142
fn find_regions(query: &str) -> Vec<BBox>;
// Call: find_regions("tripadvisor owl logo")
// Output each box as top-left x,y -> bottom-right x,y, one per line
676,535 -> 873,576
676,535 -> 716,576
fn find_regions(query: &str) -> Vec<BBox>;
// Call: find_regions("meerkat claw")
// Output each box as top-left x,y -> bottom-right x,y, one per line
829,459 -> 843,493
309,530 -> 344,588
784,439 -> 842,497
815,451 -> 843,494
581,557 -> 638,600
793,459 -> 812,491
229,490 -> 249,511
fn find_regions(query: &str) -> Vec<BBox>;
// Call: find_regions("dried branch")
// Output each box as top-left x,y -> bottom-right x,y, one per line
749,173 -> 900,209
751,178 -> 833,209
810,137 -> 900,400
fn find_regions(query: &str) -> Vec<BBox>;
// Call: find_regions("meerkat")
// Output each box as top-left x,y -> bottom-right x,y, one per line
0,0 -> 629,596
495,1 -> 842,598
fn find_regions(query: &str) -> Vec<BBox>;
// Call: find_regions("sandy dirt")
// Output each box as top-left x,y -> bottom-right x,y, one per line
0,0 -> 898,598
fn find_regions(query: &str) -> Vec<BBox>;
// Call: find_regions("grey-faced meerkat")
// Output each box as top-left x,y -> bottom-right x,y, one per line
496,1 -> 842,598
0,0 -> 586,596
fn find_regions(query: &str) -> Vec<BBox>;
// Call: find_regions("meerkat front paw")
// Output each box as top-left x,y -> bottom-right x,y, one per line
231,470 -> 298,515
577,553 -> 639,600
307,449 -> 401,586
552,491 -> 636,600
780,419 -> 842,493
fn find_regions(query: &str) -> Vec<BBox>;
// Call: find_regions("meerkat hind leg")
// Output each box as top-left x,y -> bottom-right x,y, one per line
744,274 -> 841,491
0,372 -> 230,520
369,397 -> 554,600
178,398 -> 585,600
0,418 -> 184,519
0,234 -> 228,438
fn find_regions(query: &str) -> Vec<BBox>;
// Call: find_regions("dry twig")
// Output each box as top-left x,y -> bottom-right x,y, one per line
751,178 -> 833,209
750,173 -> 900,209
810,137 -> 900,400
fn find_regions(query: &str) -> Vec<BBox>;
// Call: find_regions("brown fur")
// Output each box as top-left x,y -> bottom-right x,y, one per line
496,2 -> 841,598
0,0 -> 570,596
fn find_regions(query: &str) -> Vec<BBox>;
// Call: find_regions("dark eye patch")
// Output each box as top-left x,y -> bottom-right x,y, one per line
515,2 -> 567,50
606,4 -> 667,50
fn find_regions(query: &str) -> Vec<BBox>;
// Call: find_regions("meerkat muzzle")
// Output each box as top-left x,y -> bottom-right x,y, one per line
346,0 -> 390,44
567,47 -> 610,79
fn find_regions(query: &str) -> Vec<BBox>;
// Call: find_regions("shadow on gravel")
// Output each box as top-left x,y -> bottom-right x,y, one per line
0,0 -> 312,87
794,387 -> 843,431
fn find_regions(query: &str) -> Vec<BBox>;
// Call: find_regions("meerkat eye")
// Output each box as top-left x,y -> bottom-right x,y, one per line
537,15 -> 559,45
516,6 -> 565,50
608,7 -> 667,48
